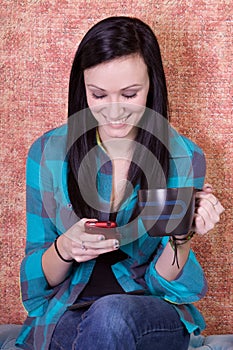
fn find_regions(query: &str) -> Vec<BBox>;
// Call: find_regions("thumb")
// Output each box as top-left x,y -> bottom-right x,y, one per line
202,183 -> 213,193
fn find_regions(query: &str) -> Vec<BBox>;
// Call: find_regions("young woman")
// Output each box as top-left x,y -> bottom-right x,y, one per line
16,17 -> 224,350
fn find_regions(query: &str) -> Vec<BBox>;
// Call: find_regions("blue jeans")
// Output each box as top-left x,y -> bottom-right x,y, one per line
50,294 -> 190,350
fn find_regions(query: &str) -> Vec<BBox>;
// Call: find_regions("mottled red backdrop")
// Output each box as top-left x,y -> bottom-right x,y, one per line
1,0 -> 232,335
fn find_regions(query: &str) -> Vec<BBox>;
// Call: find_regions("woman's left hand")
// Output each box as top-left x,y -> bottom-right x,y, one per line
194,183 -> 225,235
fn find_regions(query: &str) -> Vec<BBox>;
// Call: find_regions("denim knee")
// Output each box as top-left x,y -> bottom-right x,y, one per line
74,294 -> 190,350
84,294 -> 132,332
74,295 -> 137,350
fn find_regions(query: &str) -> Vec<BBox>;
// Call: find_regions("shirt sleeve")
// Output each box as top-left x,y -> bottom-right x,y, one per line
145,237 -> 208,304
20,134 -> 60,317
145,135 -> 207,303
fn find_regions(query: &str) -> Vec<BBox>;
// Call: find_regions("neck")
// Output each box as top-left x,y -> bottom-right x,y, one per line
102,138 -> 135,160
97,129 -> 136,160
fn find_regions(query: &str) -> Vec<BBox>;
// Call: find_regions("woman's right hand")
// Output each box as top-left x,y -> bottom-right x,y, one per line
58,218 -> 120,263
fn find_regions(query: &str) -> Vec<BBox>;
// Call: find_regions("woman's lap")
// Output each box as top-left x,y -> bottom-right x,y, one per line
50,294 -> 190,350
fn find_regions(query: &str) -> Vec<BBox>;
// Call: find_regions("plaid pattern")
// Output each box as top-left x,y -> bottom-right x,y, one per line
17,124 -> 207,349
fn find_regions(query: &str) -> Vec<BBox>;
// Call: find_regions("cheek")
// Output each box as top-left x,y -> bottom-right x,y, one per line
126,100 -> 147,116
139,89 -> 149,106
128,91 -> 149,114
89,109 -> 102,124
86,96 -> 103,120
86,93 -> 95,108
130,107 -> 146,119
86,93 -> 107,113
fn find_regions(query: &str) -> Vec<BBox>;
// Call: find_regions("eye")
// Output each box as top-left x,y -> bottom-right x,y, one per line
122,93 -> 137,99
92,93 -> 107,99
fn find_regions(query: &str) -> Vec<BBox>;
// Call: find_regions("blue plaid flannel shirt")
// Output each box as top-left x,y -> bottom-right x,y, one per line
17,124 -> 207,349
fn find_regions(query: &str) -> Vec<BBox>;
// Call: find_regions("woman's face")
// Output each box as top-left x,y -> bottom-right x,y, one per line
84,54 -> 150,142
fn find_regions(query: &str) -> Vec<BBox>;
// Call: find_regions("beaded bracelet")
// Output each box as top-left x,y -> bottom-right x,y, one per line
54,236 -> 74,263
169,231 -> 195,269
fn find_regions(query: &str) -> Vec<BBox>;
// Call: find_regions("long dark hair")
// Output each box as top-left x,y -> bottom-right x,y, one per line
67,16 -> 169,221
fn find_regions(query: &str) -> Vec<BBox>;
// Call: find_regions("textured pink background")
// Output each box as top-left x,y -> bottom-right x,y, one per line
1,0 -> 232,335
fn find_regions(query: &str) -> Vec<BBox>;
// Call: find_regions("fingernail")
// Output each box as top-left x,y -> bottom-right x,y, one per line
114,240 -> 120,249
99,235 -> 105,241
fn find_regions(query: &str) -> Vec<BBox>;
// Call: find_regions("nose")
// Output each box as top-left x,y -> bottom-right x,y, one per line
103,102 -> 125,120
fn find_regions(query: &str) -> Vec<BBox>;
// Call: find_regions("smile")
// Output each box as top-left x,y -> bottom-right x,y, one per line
104,114 -> 131,125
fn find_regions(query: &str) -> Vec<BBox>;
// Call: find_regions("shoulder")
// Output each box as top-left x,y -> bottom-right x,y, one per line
181,135 -> 204,158
174,134 -> 206,167
27,124 -> 68,163
169,129 -> 204,159
168,129 -> 206,189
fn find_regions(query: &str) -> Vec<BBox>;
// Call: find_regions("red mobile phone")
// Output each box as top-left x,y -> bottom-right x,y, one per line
85,221 -> 120,240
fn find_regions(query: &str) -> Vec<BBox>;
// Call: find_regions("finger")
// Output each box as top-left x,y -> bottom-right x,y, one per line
64,218 -> 98,241
82,237 -> 120,250
78,217 -> 98,230
193,214 -> 207,235
214,201 -> 225,215
81,232 -> 106,243
202,183 -> 213,193
195,205 -> 215,233
195,191 -> 214,201
197,198 -> 220,224
70,235 -> 120,250
196,193 -> 225,215
74,255 -> 99,263
196,192 -> 217,205
73,245 -> 119,263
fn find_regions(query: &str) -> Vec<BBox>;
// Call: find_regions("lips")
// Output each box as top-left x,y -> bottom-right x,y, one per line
104,114 -> 131,125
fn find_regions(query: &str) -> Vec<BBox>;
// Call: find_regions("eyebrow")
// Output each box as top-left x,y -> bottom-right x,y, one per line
86,84 -> 143,91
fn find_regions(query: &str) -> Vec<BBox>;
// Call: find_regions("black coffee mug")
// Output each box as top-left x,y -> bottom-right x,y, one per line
137,187 -> 196,236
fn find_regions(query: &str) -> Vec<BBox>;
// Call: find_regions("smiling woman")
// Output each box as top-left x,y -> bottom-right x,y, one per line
15,16 -> 224,350
84,55 -> 150,141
